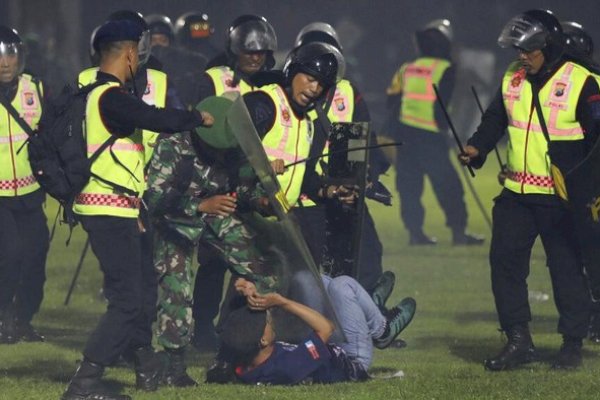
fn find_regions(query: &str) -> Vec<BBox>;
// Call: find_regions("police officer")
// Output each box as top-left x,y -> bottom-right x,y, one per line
386,19 -> 483,246
191,14 -> 277,352
294,22 -> 396,304
560,21 -> 600,344
460,9 -> 600,371
175,11 -> 220,62
0,26 -> 48,345
146,13 -> 207,108
206,41 -> 341,383
61,19 -> 212,400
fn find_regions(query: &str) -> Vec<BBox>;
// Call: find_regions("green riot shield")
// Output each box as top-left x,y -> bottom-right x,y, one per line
221,93 -> 343,341
322,122 -> 370,279
564,138 -> 600,299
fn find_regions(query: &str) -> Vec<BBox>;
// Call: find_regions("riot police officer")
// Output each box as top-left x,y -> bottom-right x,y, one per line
175,11 -> 220,62
460,9 -> 600,371
191,14 -> 277,352
0,26 -> 49,345
386,19 -> 483,246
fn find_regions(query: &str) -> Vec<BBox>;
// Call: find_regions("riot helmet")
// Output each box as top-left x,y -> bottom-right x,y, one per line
295,22 -> 342,51
0,26 -> 25,83
294,22 -> 346,80
145,14 -> 175,47
107,10 -> 151,65
283,42 -> 340,90
227,15 -> 277,70
415,19 -> 452,59
175,12 -> 213,47
561,21 -> 594,58
89,25 -> 101,66
498,9 -> 564,64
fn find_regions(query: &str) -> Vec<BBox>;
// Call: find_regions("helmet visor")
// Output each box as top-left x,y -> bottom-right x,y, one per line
230,20 -> 277,54
137,29 -> 151,65
0,42 -> 24,82
498,14 -> 548,52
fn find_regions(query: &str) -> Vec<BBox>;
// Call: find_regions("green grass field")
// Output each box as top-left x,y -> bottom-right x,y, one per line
2,154 -> 599,400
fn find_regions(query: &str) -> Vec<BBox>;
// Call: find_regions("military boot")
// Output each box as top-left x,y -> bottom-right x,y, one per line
133,346 -> 164,391
61,359 -> 131,400
162,347 -> 197,387
551,336 -> 583,370
484,324 -> 536,371
0,307 -> 18,344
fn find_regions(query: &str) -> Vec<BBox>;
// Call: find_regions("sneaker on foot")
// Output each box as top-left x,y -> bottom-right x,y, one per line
371,271 -> 396,309
373,297 -> 416,349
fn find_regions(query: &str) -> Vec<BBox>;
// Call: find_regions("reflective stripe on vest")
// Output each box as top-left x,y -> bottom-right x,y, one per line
261,84 -> 313,207
77,67 -> 167,165
0,74 -> 43,197
502,61 -> 589,195
398,57 -> 450,132
205,66 -> 255,96
73,82 -> 145,218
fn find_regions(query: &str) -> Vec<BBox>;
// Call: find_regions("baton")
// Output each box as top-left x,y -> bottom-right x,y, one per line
471,86 -> 504,169
284,142 -> 402,168
432,84 -> 475,177
64,237 -> 90,306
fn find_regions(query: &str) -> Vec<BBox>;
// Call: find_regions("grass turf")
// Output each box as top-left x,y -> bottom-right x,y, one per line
1,153 -> 598,400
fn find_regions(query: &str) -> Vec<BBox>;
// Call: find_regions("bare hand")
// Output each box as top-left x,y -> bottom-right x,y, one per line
198,194 -> 237,216
247,292 -> 285,310
270,159 -> 286,175
458,145 -> 480,165
200,111 -> 214,127
235,278 -> 257,297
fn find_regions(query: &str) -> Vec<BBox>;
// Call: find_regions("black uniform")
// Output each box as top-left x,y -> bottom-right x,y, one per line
467,60 -> 600,340
80,71 -> 204,366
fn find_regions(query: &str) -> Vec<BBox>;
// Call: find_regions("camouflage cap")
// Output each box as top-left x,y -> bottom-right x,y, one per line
194,94 -> 239,149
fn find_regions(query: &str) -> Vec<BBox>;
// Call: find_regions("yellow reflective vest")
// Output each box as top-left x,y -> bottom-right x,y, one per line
205,66 -> 255,96
0,73 -> 43,197
73,82 -> 145,218
259,83 -> 313,208
502,61 -> 590,195
78,67 -> 167,164
389,57 -> 450,132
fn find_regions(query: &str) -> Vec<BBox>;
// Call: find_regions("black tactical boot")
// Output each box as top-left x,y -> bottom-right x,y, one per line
133,346 -> 164,391
191,321 -> 219,353
588,311 -> 600,344
162,347 -> 197,387
551,336 -> 583,370
408,231 -> 437,246
205,358 -> 236,384
0,307 -> 18,344
16,320 -> 45,342
452,230 -> 485,246
61,359 -> 131,400
484,324 -> 536,371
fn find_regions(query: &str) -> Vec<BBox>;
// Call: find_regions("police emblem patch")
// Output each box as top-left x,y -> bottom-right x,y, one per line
24,92 -> 35,106
554,82 -> 567,97
282,108 -> 290,122
335,98 -> 345,111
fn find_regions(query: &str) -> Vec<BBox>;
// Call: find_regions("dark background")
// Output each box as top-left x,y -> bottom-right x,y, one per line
2,0 -> 599,132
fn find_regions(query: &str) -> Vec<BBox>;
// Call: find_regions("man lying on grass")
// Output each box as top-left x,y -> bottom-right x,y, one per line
219,276 -> 416,384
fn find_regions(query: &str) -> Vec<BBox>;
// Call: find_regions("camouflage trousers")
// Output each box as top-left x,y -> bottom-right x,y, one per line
155,214 -> 275,349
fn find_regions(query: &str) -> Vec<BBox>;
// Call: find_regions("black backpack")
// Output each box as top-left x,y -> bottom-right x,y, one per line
1,81 -> 116,227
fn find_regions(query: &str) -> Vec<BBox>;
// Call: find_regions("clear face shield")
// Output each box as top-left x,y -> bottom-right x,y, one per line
498,14 -> 548,52
0,42 -> 24,83
137,29 -> 151,65
230,20 -> 277,55
295,22 -> 342,50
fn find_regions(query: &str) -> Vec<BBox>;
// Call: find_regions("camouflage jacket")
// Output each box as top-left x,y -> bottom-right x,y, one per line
145,132 -> 264,244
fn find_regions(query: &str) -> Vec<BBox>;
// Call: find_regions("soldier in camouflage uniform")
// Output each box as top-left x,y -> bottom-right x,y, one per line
146,97 -> 278,386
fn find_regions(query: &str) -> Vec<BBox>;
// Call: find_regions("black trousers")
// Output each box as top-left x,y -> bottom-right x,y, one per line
80,216 -> 157,365
0,197 -> 49,323
192,243 -> 228,329
490,190 -> 590,338
395,129 -> 467,234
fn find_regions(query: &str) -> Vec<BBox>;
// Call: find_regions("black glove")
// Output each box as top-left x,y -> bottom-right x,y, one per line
365,180 -> 392,206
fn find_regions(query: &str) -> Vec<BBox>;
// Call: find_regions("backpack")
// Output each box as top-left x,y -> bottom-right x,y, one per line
24,81 -> 116,226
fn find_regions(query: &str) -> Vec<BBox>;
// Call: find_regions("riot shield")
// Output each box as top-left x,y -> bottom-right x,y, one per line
565,138 -> 600,298
321,122 -> 370,279
223,93 -> 343,341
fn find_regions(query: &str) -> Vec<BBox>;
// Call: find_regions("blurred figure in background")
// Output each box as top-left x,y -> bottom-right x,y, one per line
0,25 -> 49,346
386,19 -> 484,246
145,13 -> 207,107
175,11 -> 220,63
